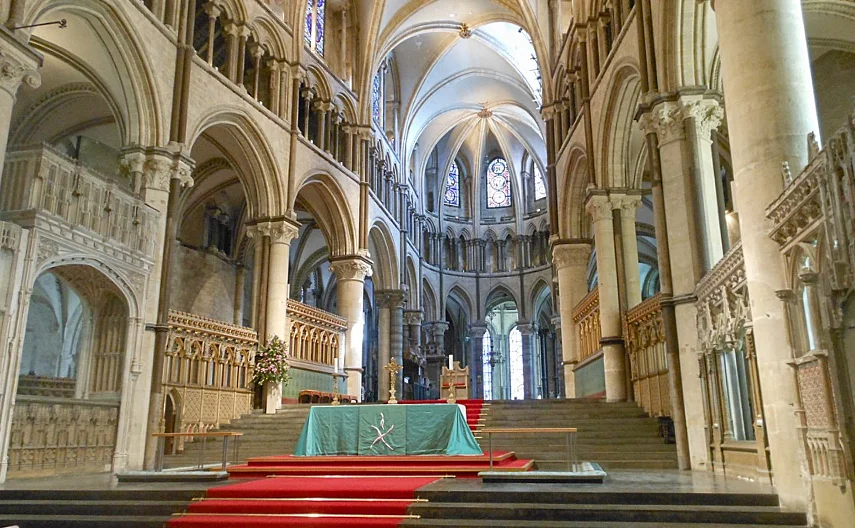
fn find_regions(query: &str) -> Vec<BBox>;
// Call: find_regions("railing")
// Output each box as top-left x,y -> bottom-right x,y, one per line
8,396 -> 119,476
624,294 -> 670,417
163,311 -> 257,442
1,145 -> 158,256
287,299 -> 346,369
572,287 -> 601,362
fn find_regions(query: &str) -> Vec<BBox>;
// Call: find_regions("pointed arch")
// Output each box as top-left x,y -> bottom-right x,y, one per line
368,220 -> 399,291
294,172 -> 358,257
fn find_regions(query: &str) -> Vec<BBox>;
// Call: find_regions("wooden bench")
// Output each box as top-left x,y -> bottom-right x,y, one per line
480,427 -> 578,472
152,431 -> 243,472
298,389 -> 358,404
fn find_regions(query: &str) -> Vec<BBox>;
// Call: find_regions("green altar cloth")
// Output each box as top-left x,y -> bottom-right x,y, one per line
293,404 -> 483,456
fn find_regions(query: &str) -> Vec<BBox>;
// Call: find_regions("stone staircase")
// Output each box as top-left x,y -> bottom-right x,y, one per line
402,482 -> 808,527
0,488 -> 206,527
163,405 -> 311,469
479,399 -> 678,471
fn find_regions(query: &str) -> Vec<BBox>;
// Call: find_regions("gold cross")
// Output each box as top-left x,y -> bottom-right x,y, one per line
383,359 -> 403,404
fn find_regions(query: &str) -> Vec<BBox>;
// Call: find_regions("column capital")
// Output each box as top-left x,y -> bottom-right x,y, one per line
376,289 -> 407,308
329,255 -> 373,282
551,241 -> 592,270
516,322 -> 535,336
424,321 -> 449,336
403,309 -> 423,326
611,193 -> 643,217
585,194 -> 613,224
0,29 -> 41,98
468,322 -> 488,339
131,144 -> 195,194
266,218 -> 301,244
638,96 -> 723,145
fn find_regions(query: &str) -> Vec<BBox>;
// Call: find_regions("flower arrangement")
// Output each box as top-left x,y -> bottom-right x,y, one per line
252,335 -> 291,387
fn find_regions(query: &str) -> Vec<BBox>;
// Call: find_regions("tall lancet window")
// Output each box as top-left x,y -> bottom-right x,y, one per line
304,0 -> 326,57
443,161 -> 460,207
509,327 -> 524,399
533,163 -> 547,201
372,69 -> 383,124
482,329 -> 493,400
487,157 -> 512,208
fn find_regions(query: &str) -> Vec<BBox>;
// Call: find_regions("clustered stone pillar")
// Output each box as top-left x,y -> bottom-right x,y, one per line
388,290 -> 406,399
552,242 -> 592,398
517,323 -> 536,398
714,0 -> 819,508
376,294 -> 392,400
468,323 -> 488,399
328,256 -> 373,400
586,195 -> 626,402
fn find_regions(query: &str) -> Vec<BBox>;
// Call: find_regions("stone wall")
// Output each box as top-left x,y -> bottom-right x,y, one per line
170,244 -> 239,324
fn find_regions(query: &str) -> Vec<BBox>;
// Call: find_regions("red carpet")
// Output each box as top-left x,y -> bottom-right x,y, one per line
169,476 -> 438,528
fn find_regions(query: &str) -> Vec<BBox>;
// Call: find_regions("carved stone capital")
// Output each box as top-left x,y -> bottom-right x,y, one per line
268,219 -> 301,244
403,309 -> 423,326
376,289 -> 406,308
516,322 -> 535,336
552,242 -> 592,270
638,103 -> 685,145
682,99 -> 724,140
468,323 -> 488,339
141,146 -> 195,193
585,195 -> 613,224
0,49 -> 40,97
329,256 -> 373,282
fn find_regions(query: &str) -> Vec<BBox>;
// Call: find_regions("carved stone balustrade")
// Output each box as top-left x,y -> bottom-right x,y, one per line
624,294 -> 670,417
0,145 -> 158,256
163,310 -> 257,442
286,299 -> 347,370
572,286 -> 601,363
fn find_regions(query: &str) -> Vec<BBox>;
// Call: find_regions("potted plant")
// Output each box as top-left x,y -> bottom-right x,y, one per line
253,335 -> 291,414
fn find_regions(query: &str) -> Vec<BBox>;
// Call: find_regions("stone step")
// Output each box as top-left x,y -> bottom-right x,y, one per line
0,499 -> 188,517
402,520 -> 804,528
406,502 -> 806,525
418,489 -> 781,506
0,514 -> 168,527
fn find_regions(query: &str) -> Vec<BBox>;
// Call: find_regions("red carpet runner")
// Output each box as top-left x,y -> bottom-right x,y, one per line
168,475 -> 439,527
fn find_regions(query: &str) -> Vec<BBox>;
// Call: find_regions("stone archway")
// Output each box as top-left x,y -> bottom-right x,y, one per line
8,264 -> 131,478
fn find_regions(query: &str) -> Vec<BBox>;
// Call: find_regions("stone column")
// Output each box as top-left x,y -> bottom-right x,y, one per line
388,290 -> 406,399
586,195 -> 626,402
517,323 -> 536,399
469,323 -> 488,399
329,256 -> 373,399
376,294 -> 391,400
714,0 -> 819,508
551,315 -> 565,397
234,265 -> 246,326
552,242 -> 592,398
261,219 -> 299,413
0,30 -> 39,188
615,194 -> 643,309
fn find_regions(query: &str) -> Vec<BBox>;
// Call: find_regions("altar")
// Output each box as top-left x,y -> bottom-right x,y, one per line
293,404 -> 483,456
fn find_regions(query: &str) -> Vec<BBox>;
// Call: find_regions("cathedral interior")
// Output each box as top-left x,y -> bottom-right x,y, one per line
0,0 -> 854,526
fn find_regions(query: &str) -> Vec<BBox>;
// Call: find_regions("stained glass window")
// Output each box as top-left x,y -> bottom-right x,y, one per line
304,0 -> 325,57
482,330 -> 493,400
509,327 -> 524,400
443,161 -> 460,207
315,0 -> 325,57
372,70 -> 383,124
533,163 -> 547,201
304,0 -> 313,47
487,157 -> 511,208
